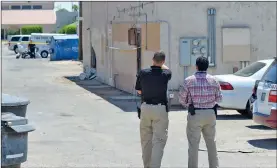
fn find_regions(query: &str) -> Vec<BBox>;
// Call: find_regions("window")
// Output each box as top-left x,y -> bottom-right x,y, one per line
261,61 -> 277,84
11,5 -> 21,10
21,37 -> 30,41
33,5 -> 42,9
11,37 -> 21,41
1,6 -> 9,10
234,62 -> 266,77
22,5 -> 32,10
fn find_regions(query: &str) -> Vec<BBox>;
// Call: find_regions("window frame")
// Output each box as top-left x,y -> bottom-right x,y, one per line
11,37 -> 21,41
11,5 -> 21,10
22,5 -> 32,10
1,6 -> 9,10
21,37 -> 30,41
32,5 -> 42,10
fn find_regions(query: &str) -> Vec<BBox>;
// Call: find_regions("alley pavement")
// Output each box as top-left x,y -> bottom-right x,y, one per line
2,46 -> 276,168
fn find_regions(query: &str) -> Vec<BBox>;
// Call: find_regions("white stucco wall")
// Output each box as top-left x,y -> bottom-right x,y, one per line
81,2 -> 276,102
156,2 -> 276,91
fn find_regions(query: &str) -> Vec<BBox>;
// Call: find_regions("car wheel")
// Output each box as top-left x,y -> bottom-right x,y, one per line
14,45 -> 18,54
41,51 -> 49,58
237,100 -> 253,119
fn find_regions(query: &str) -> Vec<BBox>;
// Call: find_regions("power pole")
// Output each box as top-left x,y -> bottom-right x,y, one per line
78,1 -> 83,61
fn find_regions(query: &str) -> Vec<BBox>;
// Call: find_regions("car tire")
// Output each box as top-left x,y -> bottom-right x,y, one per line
41,51 -> 49,58
14,45 -> 18,54
237,100 -> 253,119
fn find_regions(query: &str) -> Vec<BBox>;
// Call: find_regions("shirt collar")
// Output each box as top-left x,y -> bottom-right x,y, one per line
195,71 -> 207,74
151,66 -> 162,69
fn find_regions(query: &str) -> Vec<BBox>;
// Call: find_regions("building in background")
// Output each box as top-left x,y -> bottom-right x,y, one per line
1,1 -> 56,38
80,2 -> 276,104
55,10 -> 78,33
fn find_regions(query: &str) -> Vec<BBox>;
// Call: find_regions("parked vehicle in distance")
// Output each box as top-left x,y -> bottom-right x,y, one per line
8,35 -> 30,54
252,57 -> 277,129
214,59 -> 275,118
30,33 -> 65,58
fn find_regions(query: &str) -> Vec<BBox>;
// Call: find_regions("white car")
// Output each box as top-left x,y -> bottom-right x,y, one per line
214,59 -> 275,118
8,35 -> 30,54
253,57 -> 277,128
30,33 -> 65,58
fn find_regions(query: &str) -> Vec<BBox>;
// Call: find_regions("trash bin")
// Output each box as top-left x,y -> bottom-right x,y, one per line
1,112 -> 35,168
1,94 -> 30,117
49,34 -> 79,61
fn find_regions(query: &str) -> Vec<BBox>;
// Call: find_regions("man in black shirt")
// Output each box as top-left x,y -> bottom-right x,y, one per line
135,51 -> 172,168
28,40 -> 36,59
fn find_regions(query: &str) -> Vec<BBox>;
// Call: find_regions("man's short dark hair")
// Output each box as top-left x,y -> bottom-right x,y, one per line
153,51 -> 166,63
196,56 -> 209,71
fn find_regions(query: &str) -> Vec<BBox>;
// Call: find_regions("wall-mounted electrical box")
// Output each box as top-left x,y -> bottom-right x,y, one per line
179,37 -> 208,66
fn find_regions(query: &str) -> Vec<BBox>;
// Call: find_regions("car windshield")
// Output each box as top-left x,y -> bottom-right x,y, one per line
11,37 -> 20,41
261,61 -> 277,84
234,62 -> 266,77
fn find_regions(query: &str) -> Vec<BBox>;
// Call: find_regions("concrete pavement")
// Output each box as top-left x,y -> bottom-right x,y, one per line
2,46 -> 276,168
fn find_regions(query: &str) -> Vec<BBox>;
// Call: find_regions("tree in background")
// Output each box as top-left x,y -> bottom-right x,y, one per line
58,22 -> 77,34
57,8 -> 69,12
6,29 -> 20,36
72,4 -> 79,12
21,25 -> 43,35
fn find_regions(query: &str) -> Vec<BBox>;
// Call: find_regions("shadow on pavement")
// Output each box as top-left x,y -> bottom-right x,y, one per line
246,125 -> 273,130
216,113 -> 249,120
64,76 -> 138,112
248,138 -> 277,150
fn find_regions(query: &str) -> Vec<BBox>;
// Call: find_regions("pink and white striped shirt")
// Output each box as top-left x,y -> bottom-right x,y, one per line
179,71 -> 222,108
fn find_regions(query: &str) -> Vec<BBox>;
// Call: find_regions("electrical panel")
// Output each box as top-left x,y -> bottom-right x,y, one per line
179,37 -> 208,66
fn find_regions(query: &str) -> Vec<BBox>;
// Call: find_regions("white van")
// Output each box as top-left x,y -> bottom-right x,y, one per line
8,35 -> 31,54
30,33 -> 65,58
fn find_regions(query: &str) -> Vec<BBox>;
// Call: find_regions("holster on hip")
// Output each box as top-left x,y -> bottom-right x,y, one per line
188,104 -> 195,115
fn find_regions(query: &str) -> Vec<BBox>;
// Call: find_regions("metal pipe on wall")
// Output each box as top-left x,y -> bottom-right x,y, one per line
207,9 -> 212,64
207,8 -> 216,66
211,9 -> 216,66
78,1 -> 83,61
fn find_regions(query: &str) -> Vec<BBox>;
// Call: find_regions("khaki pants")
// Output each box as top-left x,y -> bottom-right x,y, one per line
187,109 -> 219,168
140,103 -> 169,168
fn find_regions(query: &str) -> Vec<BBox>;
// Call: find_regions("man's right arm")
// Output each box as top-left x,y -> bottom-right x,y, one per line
179,80 -> 189,107
135,71 -> 142,94
214,79 -> 223,103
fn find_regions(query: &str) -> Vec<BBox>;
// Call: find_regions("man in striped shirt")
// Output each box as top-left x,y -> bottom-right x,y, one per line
179,56 -> 222,168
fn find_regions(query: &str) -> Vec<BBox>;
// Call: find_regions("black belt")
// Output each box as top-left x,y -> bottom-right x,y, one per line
145,102 -> 166,105
194,108 -> 214,110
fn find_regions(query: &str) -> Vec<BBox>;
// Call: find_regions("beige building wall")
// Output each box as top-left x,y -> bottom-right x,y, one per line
81,2 -> 276,103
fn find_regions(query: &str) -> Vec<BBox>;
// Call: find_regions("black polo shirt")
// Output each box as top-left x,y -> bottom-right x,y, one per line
135,66 -> 172,105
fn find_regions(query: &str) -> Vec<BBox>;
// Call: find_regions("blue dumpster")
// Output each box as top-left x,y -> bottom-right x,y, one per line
49,34 -> 79,61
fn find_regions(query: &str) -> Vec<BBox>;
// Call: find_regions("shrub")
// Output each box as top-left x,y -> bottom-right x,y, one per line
21,25 -> 43,35
58,22 -> 77,34
6,29 -> 20,35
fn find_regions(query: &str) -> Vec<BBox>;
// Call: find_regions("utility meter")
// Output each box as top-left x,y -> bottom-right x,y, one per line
192,39 -> 199,46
